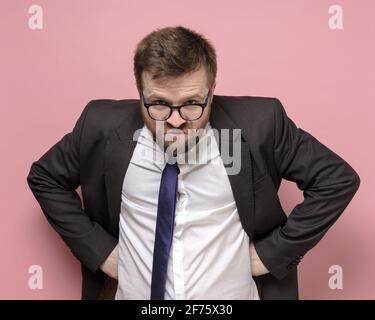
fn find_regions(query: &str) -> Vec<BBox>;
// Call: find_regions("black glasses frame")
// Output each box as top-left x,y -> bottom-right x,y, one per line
141,90 -> 211,121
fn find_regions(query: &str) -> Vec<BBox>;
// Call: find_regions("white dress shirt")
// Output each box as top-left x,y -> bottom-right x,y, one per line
115,122 -> 259,300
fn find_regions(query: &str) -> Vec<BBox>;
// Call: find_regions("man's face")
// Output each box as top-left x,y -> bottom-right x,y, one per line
140,65 -> 215,155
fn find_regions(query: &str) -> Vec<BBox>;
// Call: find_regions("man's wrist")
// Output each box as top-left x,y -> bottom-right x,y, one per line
250,242 -> 269,277
100,244 -> 119,279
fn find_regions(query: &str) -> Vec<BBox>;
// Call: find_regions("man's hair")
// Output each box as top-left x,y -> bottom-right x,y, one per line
133,26 -> 217,91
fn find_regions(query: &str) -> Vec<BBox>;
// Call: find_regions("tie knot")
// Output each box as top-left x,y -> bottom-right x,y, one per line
165,161 -> 179,175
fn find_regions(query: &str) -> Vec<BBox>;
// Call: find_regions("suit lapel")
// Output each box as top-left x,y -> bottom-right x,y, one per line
210,97 -> 255,240
104,102 -> 143,234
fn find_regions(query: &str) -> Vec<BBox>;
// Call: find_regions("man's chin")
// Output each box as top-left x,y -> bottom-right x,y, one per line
154,131 -> 201,156
163,140 -> 189,155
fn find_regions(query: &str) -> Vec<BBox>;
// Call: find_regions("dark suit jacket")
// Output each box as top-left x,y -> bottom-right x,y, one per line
27,95 -> 360,300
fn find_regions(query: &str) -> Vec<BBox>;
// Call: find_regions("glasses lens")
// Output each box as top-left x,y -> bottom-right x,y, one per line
148,105 -> 171,120
180,105 -> 203,120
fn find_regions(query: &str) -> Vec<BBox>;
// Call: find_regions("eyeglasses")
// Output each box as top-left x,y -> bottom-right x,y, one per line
141,90 -> 211,121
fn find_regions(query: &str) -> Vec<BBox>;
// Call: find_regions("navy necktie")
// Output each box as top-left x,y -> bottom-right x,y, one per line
150,161 -> 179,300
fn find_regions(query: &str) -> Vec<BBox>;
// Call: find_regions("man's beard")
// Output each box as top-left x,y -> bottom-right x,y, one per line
153,122 -> 203,158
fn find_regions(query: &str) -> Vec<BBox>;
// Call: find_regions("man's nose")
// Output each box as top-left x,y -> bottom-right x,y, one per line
166,109 -> 186,128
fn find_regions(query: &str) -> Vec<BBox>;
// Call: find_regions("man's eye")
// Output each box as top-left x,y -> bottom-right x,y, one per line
186,100 -> 199,104
152,100 -> 167,105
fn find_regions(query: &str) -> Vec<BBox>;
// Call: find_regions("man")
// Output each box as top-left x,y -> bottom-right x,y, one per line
27,26 -> 360,300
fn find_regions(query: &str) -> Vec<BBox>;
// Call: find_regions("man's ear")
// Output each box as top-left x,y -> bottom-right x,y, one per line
210,81 -> 216,104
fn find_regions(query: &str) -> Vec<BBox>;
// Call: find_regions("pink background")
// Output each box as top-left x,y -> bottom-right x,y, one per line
1,0 -> 373,299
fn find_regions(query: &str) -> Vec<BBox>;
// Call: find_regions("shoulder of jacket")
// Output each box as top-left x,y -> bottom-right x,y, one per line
213,94 -> 280,124
80,98 -> 140,136
85,98 -> 139,114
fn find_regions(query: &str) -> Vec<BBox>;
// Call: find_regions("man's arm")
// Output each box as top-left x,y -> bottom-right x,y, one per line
253,98 -> 360,280
27,101 -> 117,273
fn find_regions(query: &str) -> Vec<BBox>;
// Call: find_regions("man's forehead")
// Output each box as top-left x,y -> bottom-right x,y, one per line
143,80 -> 208,101
145,88 -> 206,101
141,69 -> 209,99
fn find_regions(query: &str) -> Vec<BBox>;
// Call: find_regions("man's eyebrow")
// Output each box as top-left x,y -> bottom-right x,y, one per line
184,94 -> 205,101
147,94 -> 171,102
147,93 -> 205,102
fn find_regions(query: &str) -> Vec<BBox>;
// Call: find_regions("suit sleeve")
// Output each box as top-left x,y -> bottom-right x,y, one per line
254,98 -> 361,280
27,101 -> 117,273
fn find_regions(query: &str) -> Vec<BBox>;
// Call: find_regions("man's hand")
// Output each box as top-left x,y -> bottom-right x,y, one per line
100,244 -> 119,279
250,242 -> 269,277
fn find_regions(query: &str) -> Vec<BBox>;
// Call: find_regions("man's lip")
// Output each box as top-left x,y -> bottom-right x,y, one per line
165,131 -> 187,135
